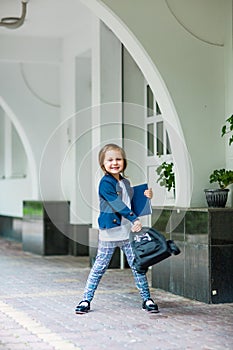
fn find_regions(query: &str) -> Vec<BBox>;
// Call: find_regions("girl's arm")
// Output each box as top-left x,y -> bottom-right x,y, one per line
99,180 -> 138,224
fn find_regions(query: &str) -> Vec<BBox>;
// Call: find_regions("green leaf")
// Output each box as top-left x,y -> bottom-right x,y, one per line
221,125 -> 226,136
156,161 -> 175,192
221,115 -> 233,146
209,168 -> 233,189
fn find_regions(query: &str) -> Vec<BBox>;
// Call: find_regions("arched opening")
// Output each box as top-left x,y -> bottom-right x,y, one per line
81,0 -> 193,207
0,97 -> 38,209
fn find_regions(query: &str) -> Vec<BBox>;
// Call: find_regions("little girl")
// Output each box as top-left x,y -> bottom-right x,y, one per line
75,143 -> 159,314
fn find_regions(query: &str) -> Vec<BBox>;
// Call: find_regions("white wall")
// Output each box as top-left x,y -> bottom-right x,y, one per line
91,19 -> 123,227
0,5 -> 94,217
223,0 -> 233,205
0,36 -> 62,216
59,21 -> 92,224
0,0 -> 231,218
59,19 -> 123,227
89,0 -> 227,207
0,62 -> 61,166
122,47 -> 146,186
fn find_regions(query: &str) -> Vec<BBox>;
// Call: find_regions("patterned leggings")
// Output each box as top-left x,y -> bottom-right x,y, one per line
83,239 -> 151,302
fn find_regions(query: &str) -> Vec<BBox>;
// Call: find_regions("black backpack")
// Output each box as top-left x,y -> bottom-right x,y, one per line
130,226 -> 180,273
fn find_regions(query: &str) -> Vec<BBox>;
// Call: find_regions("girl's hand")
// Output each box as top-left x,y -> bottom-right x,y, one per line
144,187 -> 153,199
131,220 -> 142,232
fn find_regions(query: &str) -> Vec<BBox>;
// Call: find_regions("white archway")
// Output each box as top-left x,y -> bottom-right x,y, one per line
80,0 -> 193,207
0,96 -> 38,198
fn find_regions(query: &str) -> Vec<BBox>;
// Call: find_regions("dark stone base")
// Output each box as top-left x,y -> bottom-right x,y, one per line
0,216 -> 22,242
151,207 -> 233,304
68,224 -> 90,256
22,201 -> 70,255
22,201 -> 90,256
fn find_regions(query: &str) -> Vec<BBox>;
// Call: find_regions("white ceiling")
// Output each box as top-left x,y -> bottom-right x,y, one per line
0,0 -> 92,38
0,0 -> 226,47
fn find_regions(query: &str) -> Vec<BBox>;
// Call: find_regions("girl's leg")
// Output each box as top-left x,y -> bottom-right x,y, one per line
121,240 -> 151,301
82,240 -> 116,302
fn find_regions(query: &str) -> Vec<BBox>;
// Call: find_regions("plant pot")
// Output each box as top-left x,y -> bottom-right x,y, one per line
204,188 -> 229,208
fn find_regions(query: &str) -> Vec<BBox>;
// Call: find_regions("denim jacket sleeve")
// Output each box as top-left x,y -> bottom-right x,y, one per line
98,174 -> 138,229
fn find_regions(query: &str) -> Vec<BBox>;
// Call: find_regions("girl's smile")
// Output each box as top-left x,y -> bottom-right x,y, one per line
103,149 -> 124,179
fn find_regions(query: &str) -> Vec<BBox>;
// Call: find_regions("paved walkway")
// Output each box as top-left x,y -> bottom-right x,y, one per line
0,237 -> 232,350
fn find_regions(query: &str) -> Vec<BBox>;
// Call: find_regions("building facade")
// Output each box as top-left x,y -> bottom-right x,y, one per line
0,2 -> 232,300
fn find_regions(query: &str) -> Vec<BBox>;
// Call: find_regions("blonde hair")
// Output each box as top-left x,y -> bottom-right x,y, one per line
98,143 -> 127,174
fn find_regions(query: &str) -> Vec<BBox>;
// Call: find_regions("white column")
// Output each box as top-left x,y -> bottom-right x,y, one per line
91,17 -> 102,228
4,115 -> 12,178
91,18 -> 122,228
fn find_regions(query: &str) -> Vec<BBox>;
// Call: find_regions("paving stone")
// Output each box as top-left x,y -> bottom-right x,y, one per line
0,237 -> 233,350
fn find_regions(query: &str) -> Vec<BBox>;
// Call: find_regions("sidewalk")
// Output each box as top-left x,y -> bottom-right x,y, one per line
0,237 -> 232,350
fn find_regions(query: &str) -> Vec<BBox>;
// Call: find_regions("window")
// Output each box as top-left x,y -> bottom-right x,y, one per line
12,126 -> 27,177
145,85 -> 175,205
146,85 -> 171,157
156,121 -> 163,156
0,109 -> 27,179
147,123 -> 154,156
147,85 -> 154,117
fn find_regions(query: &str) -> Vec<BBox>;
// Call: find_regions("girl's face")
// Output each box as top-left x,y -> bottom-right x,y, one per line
103,149 -> 124,180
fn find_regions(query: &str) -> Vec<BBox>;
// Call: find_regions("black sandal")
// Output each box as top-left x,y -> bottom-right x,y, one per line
75,300 -> 90,314
142,298 -> 159,313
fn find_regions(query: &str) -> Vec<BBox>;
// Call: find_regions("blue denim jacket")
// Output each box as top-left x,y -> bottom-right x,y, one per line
98,173 -> 138,229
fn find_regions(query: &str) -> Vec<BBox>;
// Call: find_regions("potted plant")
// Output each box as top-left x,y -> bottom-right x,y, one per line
205,115 -> 233,207
204,169 -> 233,207
156,161 -> 175,196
